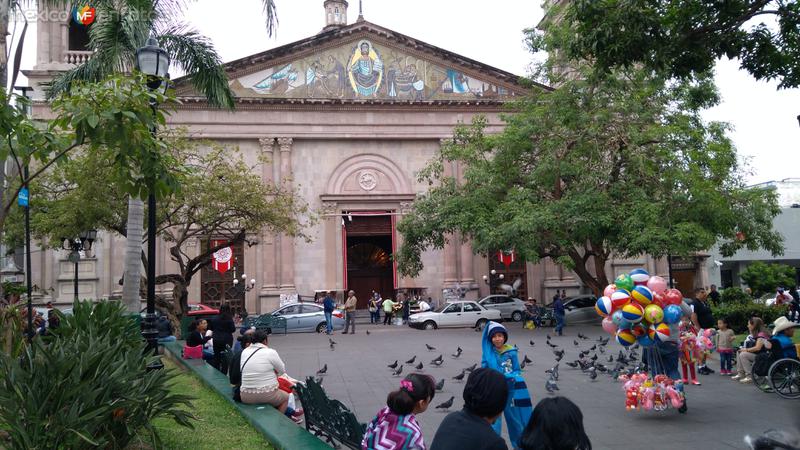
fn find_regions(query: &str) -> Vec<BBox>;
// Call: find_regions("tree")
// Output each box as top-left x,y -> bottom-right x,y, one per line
739,261 -> 796,297
563,0 -> 800,88
396,29 -> 783,295
46,0 -> 279,312
7,133 -> 309,332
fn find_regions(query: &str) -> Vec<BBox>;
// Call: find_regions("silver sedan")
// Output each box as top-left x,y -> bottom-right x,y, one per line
270,302 -> 345,333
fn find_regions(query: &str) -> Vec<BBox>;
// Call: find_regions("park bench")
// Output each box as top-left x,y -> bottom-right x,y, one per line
242,313 -> 288,335
294,376 -> 366,450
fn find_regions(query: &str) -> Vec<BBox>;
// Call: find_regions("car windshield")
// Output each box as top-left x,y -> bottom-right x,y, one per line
435,303 -> 452,313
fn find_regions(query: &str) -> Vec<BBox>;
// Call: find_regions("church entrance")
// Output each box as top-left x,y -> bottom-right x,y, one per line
344,214 -> 395,309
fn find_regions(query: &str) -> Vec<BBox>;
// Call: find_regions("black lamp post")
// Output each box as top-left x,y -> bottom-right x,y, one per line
13,85 -> 34,341
136,35 -> 170,361
61,230 -> 97,301
482,269 -> 504,295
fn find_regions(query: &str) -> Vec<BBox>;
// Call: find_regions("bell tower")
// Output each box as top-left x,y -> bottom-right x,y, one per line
323,0 -> 348,31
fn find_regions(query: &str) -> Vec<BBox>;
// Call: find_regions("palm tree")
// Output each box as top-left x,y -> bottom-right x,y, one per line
48,0 -> 278,313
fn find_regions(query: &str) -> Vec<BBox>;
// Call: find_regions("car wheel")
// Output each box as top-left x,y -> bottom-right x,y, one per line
511,311 -> 523,322
476,319 -> 488,330
316,323 -> 326,333
423,321 -> 437,330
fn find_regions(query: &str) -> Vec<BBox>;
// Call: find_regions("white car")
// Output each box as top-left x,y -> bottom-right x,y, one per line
408,300 -> 502,330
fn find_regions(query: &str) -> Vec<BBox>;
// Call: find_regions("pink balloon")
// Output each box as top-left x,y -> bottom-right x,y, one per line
602,316 -> 618,335
646,276 -> 667,295
664,289 -> 683,306
652,292 -> 665,308
603,284 -> 617,298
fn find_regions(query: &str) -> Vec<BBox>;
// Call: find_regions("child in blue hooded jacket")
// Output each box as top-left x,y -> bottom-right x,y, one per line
481,321 -> 533,449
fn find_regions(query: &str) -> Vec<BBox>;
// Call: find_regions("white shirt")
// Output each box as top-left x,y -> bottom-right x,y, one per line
240,343 -> 286,390
419,301 -> 431,312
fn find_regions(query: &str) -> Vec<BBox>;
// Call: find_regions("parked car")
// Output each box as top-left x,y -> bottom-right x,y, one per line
186,303 -> 220,316
562,295 -> 599,325
408,300 -> 502,330
269,302 -> 345,333
478,295 -> 527,322
760,289 -> 799,307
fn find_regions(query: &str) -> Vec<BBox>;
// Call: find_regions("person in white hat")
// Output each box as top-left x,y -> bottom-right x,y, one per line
770,317 -> 799,360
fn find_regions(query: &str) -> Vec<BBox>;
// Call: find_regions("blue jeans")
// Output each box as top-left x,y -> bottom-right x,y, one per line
324,311 -> 333,334
370,310 -> 380,323
202,349 -> 214,363
720,351 -> 733,372
555,313 -> 565,335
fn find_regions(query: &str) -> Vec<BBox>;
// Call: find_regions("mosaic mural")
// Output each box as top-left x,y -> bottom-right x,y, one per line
231,39 -> 517,101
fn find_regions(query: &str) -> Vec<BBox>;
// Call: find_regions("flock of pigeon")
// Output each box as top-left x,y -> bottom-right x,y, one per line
314,331 -> 648,412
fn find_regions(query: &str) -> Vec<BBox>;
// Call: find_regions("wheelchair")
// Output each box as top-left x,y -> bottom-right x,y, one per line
752,342 -> 800,399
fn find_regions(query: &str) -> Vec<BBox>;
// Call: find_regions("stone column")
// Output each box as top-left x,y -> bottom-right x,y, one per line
258,138 -> 279,293
455,161 -> 475,287
277,137 -> 295,290
322,202 -> 339,290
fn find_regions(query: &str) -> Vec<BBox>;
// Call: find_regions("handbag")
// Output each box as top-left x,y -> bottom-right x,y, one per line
233,348 -> 262,402
183,344 -> 203,359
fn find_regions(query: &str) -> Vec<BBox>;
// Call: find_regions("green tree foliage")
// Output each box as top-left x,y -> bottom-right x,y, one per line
0,300 -> 194,449
563,0 -> 800,88
397,27 -> 783,295
711,302 -> 789,333
5,132 -> 310,326
739,261 -> 797,296
719,286 -> 753,304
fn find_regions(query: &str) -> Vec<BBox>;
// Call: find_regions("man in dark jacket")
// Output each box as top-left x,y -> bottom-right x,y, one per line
430,368 -> 509,450
323,291 -> 335,335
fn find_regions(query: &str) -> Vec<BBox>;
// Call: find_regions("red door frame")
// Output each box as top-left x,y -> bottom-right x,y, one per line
342,211 -> 397,291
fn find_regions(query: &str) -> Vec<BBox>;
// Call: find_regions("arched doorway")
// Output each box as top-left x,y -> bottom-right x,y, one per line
344,214 -> 394,308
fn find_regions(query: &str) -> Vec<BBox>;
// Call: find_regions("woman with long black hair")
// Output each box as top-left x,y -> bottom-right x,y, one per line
209,304 -> 236,373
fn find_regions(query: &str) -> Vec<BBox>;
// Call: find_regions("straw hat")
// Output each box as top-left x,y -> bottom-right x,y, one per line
771,316 -> 800,336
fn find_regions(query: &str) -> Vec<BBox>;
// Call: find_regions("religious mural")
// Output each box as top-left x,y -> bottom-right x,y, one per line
231,39 -> 517,101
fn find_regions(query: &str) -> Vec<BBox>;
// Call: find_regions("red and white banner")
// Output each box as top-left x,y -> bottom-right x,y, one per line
211,239 -> 233,274
497,250 -> 516,268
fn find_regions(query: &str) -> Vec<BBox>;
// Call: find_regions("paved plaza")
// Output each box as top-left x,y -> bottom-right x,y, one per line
268,322 -> 799,450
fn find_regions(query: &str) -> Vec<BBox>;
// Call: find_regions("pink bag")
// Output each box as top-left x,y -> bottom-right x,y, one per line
183,345 -> 203,359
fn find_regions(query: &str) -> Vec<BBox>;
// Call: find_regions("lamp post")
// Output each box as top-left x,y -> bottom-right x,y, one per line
230,265 -> 256,311
482,269 -> 504,295
61,230 -> 97,301
13,85 -> 33,341
136,36 -> 170,360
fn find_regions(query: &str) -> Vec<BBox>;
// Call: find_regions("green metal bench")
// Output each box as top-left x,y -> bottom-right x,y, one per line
294,377 -> 366,450
242,314 -> 288,335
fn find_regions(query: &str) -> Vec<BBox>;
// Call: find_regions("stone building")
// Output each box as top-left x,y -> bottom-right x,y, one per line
22,1 -> 708,312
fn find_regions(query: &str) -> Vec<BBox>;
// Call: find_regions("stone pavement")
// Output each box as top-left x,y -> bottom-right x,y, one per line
267,322 -> 800,450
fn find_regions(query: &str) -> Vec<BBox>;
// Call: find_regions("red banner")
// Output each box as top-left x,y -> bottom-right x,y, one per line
497,250 -> 516,268
211,240 -> 233,274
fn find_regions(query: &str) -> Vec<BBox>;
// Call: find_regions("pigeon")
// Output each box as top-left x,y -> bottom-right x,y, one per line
415,362 -> 424,370
555,353 -> 563,362
522,355 -> 532,364
590,354 -> 598,362
329,338 -> 337,345
565,361 -> 579,368
553,349 -> 565,358
589,345 -> 597,351
435,378 -> 445,391
451,348 -> 462,358
366,330 -> 370,335
388,360 -> 399,369
632,344 -> 640,351
520,360 -> 527,370
547,333 -> 551,339
465,363 -> 478,373
586,366 -> 597,380
316,364 -> 328,375
393,365 -> 404,376
578,332 -> 589,340
529,340 -> 536,346
330,342 -> 335,351
457,346 -> 463,353
431,355 -> 444,366
546,342 -> 558,348
545,376 -> 559,394
599,346 -> 606,354
595,364 -> 607,373
426,344 -> 436,351
545,363 -> 559,380
436,396 -> 455,411
574,340 -> 579,346
405,356 -> 417,365
607,355 -> 614,363
452,370 -> 466,381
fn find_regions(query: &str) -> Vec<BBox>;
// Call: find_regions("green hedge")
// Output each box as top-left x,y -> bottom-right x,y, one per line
711,302 -> 789,334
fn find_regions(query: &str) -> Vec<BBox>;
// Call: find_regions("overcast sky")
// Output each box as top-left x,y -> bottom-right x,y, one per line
16,0 -> 800,184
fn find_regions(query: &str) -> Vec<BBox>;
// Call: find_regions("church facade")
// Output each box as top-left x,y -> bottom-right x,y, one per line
22,1 -> 708,312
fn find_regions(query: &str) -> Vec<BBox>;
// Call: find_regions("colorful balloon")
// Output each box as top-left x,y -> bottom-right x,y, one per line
651,292 -> 666,308
631,285 -> 654,307
663,304 -> 682,324
615,273 -> 634,292
611,310 -> 629,327
644,304 -> 664,323
646,276 -> 667,294
664,289 -> 683,306
621,302 -> 644,323
654,322 -> 671,341
595,296 -> 614,317
616,328 -> 636,346
637,334 -> 656,347
647,324 -> 658,341
630,268 -> 650,285
603,284 -> 617,298
602,316 -> 618,335
631,323 -> 647,338
610,290 -> 631,309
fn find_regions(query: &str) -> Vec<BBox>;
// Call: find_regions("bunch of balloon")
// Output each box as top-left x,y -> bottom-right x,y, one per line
595,269 -> 685,347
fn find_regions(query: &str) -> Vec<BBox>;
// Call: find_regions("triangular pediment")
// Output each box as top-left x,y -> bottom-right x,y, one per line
176,21 -> 541,104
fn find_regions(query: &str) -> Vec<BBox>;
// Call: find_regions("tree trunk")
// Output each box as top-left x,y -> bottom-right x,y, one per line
122,197 -> 145,312
0,0 -> 10,94
567,248 -> 604,296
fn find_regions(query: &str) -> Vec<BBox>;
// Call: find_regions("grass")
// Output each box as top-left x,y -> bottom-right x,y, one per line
128,358 -> 274,450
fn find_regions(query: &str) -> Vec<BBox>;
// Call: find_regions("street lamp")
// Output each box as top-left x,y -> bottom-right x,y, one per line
230,266 -> 256,311
136,35 -> 170,361
13,85 -> 34,341
61,230 -> 97,301
483,269 -> 504,294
